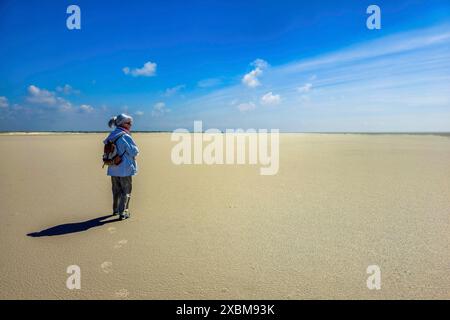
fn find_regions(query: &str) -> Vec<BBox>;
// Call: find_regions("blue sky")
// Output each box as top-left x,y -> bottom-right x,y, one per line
0,0 -> 449,131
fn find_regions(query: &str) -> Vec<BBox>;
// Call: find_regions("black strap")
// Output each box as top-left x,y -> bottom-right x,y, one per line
112,132 -> 128,157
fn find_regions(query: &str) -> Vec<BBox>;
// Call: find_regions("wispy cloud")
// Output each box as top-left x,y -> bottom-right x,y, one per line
180,23 -> 450,131
252,59 -> 269,69
297,83 -> 312,93
56,84 -> 80,95
123,61 -> 157,77
0,96 -> 9,108
197,78 -> 222,88
164,84 -> 185,97
237,102 -> 256,112
152,102 -> 170,117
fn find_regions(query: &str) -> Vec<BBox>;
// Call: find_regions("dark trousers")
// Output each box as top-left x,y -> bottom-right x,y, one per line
111,176 -> 132,214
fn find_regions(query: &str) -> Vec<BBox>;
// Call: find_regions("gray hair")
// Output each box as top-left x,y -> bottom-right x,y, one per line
108,113 -> 133,128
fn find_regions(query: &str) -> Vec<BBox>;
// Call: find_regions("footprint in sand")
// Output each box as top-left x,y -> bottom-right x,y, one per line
107,227 -> 117,234
101,261 -> 113,273
115,289 -> 130,299
113,239 -> 128,249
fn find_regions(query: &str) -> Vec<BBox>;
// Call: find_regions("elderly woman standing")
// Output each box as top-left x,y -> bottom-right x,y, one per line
104,114 -> 139,220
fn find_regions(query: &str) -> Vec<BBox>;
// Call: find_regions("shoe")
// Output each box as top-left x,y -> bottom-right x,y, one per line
120,212 -> 130,220
113,212 -> 119,216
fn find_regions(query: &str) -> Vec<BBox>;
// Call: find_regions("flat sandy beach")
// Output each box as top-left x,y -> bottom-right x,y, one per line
0,133 -> 449,299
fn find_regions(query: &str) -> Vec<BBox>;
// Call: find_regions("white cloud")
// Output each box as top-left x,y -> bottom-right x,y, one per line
0,96 -> 8,108
164,84 -> 185,96
56,84 -> 79,95
237,102 -> 256,112
242,68 -> 263,88
260,92 -> 281,106
123,61 -> 157,77
135,111 -> 144,116
197,78 -> 222,88
152,102 -> 170,117
25,85 -> 95,113
242,58 -> 269,88
26,85 -> 72,111
79,104 -> 94,113
27,85 -> 56,105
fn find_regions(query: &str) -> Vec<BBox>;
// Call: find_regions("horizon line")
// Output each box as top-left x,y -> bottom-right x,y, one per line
1,130 -> 450,135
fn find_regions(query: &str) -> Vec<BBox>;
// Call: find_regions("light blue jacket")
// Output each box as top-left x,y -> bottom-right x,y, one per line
103,127 -> 139,177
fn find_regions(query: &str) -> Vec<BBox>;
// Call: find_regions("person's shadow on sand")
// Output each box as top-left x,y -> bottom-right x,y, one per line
27,215 -> 121,237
